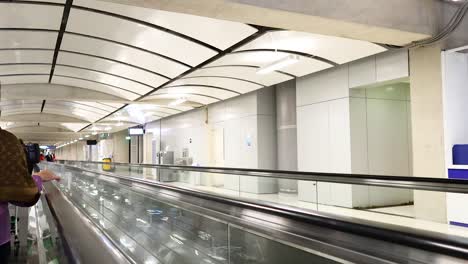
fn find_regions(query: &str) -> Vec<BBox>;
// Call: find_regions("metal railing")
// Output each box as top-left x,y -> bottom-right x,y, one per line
45,161 -> 468,262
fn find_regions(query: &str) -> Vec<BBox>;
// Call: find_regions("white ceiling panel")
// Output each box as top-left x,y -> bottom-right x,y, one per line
46,101 -> 110,116
0,64 -> 51,75
60,34 -> 189,78
0,31 -> 58,49
187,66 -> 292,86
101,104 -> 183,124
43,107 -> 102,122
144,93 -> 218,105
2,109 -> 40,116
0,3 -> 63,30
98,102 -> 125,109
74,0 -> 257,50
0,75 -> 49,84
171,76 -> 263,94
0,100 -> 43,106
0,50 -> 54,64
208,51 -> 333,77
67,8 -> 217,66
158,86 -> 239,100
54,65 -> 154,95
52,75 -> 140,101
237,31 -> 386,64
69,101 -> 122,112
0,104 -> 42,112
57,52 -> 169,87
60,123 -> 89,132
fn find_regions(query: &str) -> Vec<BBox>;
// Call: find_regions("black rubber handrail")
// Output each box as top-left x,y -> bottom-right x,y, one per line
55,160 -> 468,194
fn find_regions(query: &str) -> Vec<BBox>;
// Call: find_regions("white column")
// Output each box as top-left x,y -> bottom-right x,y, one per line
409,44 -> 447,223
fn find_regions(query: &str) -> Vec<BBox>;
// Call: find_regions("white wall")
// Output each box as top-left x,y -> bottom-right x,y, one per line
442,51 -> 468,225
144,87 -> 278,193
443,51 -> 468,165
296,50 -> 412,208
56,130 -> 129,162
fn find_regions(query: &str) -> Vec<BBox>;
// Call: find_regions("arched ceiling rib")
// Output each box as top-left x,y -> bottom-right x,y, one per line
0,0 -> 388,146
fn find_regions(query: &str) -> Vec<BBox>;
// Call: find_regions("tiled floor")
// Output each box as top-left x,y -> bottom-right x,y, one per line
167,182 -> 468,239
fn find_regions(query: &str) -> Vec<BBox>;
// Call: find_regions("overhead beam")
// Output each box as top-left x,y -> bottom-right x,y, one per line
98,0 -> 434,45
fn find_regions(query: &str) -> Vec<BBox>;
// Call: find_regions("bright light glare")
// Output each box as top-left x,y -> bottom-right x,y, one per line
257,55 -> 300,74
85,135 -> 90,138
105,126 -> 112,131
92,131 -> 98,135
169,98 -> 187,106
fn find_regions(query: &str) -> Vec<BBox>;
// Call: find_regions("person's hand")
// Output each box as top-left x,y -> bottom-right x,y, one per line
36,170 -> 61,182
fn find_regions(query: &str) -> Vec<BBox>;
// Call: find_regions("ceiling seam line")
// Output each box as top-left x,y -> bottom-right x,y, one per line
0,73 -> 49,77
49,0 -> 74,83
71,5 -> 223,53
0,48 -> 174,80
0,72 -> 144,97
40,100 -> 46,113
201,64 -> 297,78
179,75 -> 266,87
60,101 -> 117,113
55,63 -> 160,90
230,49 -> 339,66
59,49 -> 173,79
0,62 -> 170,85
149,92 -> 222,101
53,74 -> 143,96
135,29 -> 271,100
0,102 -> 109,115
181,75 -> 266,87
0,0 -> 64,7
64,31 -> 194,68
44,104 -> 110,116
0,28 -> 57,32
163,84 -> 242,95
78,28 -> 271,133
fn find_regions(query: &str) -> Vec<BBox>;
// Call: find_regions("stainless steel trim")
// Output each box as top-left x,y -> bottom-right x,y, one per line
43,181 -> 132,264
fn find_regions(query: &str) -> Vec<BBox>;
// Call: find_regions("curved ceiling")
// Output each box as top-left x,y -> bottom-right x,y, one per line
0,0 -> 387,146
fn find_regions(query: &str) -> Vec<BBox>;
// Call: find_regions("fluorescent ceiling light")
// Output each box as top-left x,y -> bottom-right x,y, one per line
85,135 -> 90,138
257,55 -> 300,74
92,131 -> 98,135
116,122 -> 124,127
169,98 -> 187,106
104,126 -> 112,131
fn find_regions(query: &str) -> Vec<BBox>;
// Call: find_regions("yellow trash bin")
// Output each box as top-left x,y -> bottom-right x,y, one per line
102,158 -> 113,172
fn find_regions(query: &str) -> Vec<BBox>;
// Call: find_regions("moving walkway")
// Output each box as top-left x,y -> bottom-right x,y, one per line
14,161 -> 468,263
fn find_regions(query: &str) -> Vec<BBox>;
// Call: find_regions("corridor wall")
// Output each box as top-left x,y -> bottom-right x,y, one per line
144,87 -> 278,194
296,50 -> 413,208
443,50 -> 468,226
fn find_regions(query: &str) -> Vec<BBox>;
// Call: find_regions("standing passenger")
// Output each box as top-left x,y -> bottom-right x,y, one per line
0,128 -> 60,263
